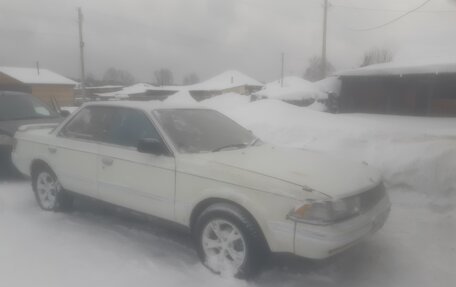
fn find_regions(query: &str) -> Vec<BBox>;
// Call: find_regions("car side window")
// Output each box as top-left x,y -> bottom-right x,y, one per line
61,107 -> 95,140
61,106 -> 112,141
103,108 -> 162,148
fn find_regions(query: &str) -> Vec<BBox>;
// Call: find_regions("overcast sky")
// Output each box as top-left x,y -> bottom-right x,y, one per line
1,0 -> 455,83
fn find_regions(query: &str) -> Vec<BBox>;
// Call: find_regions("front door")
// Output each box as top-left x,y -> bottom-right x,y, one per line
96,107 -> 176,220
54,107 -> 100,198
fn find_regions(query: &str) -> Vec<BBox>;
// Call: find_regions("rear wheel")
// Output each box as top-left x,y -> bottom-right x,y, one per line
32,166 -> 73,211
193,203 -> 268,278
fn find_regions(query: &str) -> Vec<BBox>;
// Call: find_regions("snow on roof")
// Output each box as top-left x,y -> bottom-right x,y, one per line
0,66 -> 76,85
95,83 -> 158,98
188,70 -> 263,91
96,70 -> 262,98
253,76 -> 327,101
121,83 -> 156,94
315,77 -> 341,94
338,59 -> 456,77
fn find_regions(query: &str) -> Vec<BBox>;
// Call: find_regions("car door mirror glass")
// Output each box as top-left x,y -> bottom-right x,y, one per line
137,138 -> 169,156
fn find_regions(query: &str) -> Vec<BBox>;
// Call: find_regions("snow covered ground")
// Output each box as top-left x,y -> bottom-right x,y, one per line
1,96 -> 455,286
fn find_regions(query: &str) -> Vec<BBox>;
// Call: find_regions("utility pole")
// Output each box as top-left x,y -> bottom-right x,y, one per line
280,52 -> 284,87
321,0 -> 329,78
77,7 -> 86,97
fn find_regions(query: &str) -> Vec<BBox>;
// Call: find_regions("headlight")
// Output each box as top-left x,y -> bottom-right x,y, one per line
287,196 -> 361,225
0,134 -> 13,146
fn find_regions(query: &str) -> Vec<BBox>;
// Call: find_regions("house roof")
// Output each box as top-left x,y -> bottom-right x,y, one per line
187,70 -> 263,91
337,60 -> 456,78
0,66 -> 76,85
96,70 -> 263,98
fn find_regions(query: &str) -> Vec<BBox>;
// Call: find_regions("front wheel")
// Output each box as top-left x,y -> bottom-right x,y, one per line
193,203 -> 268,278
32,166 -> 73,211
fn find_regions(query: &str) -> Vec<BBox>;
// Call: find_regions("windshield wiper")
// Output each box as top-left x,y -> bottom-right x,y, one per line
212,143 -> 248,152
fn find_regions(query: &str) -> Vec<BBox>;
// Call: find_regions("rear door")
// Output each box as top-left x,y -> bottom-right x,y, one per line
96,107 -> 176,220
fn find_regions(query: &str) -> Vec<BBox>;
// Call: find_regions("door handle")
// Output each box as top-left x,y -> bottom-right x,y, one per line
101,157 -> 114,166
48,147 -> 57,154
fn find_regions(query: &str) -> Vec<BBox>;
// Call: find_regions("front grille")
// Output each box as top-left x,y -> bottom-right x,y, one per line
359,184 -> 386,212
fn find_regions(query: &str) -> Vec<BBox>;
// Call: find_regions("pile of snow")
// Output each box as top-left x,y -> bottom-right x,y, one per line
315,77 -> 341,95
225,100 -> 456,200
254,76 -> 327,101
200,93 -> 250,113
306,101 -> 327,112
163,90 -> 197,105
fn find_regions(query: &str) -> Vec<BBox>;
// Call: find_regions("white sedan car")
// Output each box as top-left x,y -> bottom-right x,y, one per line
12,101 -> 390,277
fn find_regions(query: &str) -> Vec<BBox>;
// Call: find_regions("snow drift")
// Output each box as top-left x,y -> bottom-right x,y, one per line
253,76 -> 327,102
223,100 -> 456,203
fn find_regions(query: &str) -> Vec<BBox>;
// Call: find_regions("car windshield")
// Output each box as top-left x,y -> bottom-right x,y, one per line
0,92 -> 58,121
154,109 -> 258,153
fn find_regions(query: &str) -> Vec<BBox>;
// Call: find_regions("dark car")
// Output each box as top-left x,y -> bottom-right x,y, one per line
0,91 -> 65,175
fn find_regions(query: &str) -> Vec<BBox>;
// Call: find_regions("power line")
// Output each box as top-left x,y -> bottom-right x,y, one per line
332,4 -> 456,14
348,0 -> 433,31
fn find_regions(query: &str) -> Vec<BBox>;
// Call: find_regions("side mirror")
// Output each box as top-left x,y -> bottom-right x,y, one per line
137,138 -> 169,156
60,110 -> 71,117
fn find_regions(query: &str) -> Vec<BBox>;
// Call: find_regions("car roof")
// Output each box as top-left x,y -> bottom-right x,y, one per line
82,100 -> 210,112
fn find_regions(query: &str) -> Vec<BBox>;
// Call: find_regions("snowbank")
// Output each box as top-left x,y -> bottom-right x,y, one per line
200,93 -> 250,113
163,90 -> 198,105
224,100 -> 456,200
253,76 -> 327,101
315,77 -> 341,95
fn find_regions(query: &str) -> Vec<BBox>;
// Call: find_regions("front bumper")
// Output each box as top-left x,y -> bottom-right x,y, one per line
293,195 -> 391,259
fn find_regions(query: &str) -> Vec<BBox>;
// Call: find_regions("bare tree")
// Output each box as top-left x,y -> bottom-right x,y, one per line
102,67 -> 135,86
361,47 -> 393,67
117,70 -> 135,86
85,72 -> 99,87
183,73 -> 200,85
303,56 -> 335,82
154,68 -> 174,86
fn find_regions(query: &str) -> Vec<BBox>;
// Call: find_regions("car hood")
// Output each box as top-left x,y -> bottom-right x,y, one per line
179,144 -> 381,200
0,117 -> 62,136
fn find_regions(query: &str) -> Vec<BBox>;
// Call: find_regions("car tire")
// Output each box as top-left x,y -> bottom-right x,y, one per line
32,166 -> 73,211
193,202 -> 268,278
